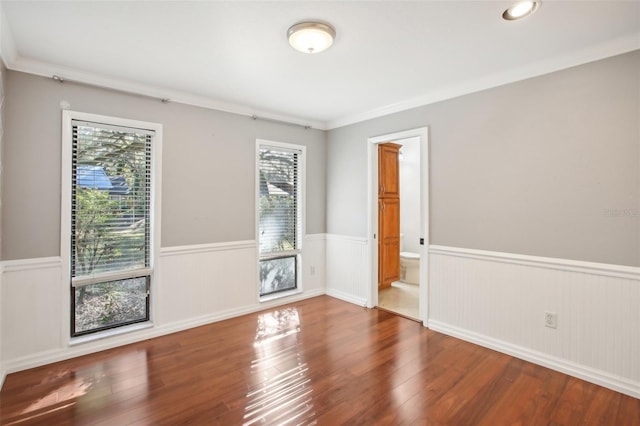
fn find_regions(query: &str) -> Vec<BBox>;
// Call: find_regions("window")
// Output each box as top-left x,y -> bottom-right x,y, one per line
257,141 -> 304,297
63,113 -> 161,337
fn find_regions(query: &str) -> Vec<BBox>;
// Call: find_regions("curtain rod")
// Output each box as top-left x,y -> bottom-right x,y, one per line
51,75 -> 312,130
250,114 -> 312,130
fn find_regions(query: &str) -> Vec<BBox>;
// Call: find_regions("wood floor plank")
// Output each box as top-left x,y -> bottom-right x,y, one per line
0,295 -> 636,425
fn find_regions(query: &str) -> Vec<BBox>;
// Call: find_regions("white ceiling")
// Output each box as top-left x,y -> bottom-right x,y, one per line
1,1 -> 639,129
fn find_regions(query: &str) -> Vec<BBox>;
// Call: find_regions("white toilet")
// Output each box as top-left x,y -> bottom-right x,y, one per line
400,251 -> 420,284
399,234 -> 420,285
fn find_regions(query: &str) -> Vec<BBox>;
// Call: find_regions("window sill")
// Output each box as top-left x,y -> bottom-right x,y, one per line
69,321 -> 154,346
259,288 -> 302,303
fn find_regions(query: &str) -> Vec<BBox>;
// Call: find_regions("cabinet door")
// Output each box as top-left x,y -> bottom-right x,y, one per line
378,197 -> 400,289
378,144 -> 401,198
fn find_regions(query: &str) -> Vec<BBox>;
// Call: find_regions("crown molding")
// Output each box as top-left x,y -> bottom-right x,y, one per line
2,8 -> 638,133
5,55 -> 328,131
326,32 -> 640,130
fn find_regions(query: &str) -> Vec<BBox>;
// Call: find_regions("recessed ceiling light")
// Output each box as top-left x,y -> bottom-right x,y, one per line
502,1 -> 539,21
287,21 -> 336,54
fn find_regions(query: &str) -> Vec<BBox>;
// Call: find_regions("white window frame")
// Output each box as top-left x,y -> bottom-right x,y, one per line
255,139 -> 306,301
61,110 -> 162,341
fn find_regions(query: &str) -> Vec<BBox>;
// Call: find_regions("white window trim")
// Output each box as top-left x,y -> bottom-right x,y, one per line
255,139 -> 306,302
61,110 -> 163,343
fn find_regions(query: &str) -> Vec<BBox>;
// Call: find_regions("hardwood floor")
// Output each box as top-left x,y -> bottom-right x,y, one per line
1,295 -> 638,425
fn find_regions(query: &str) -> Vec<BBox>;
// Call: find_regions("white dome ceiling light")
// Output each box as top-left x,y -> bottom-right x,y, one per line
287,21 -> 336,54
502,1 -> 539,21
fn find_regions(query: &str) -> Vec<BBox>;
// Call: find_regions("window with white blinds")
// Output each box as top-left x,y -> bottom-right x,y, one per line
258,143 -> 303,297
69,119 -> 154,336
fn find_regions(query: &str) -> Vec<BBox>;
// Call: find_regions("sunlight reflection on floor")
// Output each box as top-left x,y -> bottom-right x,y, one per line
244,308 -> 316,425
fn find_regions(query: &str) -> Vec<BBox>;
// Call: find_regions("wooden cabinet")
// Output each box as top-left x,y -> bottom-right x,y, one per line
378,143 -> 401,197
378,143 -> 401,289
379,197 -> 400,288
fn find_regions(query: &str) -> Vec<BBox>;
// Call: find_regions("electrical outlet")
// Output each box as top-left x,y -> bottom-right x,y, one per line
545,312 -> 557,329
310,266 -> 315,276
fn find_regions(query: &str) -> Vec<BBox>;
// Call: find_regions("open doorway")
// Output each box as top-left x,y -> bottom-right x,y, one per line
367,128 -> 429,324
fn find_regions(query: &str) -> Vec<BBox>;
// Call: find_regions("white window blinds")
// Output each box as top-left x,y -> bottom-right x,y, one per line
258,144 -> 302,296
71,120 -> 153,287
258,147 -> 300,256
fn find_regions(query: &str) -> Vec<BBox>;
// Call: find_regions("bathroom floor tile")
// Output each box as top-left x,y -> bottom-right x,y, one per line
378,281 -> 419,320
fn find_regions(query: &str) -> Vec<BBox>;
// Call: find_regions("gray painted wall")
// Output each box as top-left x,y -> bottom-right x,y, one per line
3,51 -> 638,266
2,71 -> 326,260
327,51 -> 640,267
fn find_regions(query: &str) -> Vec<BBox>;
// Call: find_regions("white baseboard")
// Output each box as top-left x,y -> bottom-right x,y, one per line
429,320 -> 640,399
154,288 -> 325,338
325,288 -> 367,307
2,288 -> 325,375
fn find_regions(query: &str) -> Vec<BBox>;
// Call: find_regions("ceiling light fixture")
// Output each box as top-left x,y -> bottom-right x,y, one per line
502,1 -> 539,20
287,21 -> 336,54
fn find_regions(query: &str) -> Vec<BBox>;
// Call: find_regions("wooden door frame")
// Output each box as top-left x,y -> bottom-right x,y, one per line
366,127 -> 430,326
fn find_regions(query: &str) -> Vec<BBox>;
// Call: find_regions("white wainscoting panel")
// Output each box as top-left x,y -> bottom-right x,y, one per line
157,241 -> 258,325
0,236 -> 326,377
326,234 -> 368,306
429,245 -> 640,398
1,258 -> 64,362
